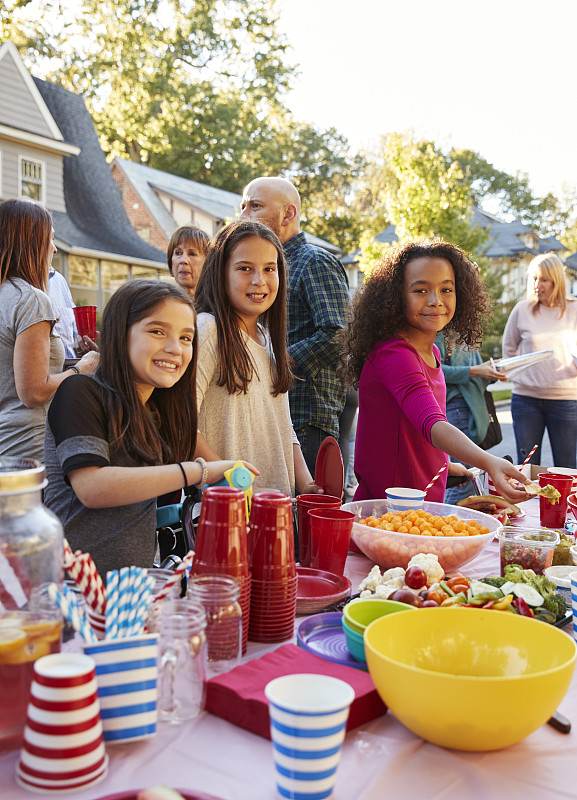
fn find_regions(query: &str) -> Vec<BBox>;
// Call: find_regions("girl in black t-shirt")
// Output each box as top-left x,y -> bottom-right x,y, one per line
44,279 -> 256,576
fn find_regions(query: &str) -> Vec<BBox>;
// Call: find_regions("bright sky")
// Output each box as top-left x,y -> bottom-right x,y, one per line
276,0 -> 577,199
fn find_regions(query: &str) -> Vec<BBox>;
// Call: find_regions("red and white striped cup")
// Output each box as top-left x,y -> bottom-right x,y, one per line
16,653 -> 108,793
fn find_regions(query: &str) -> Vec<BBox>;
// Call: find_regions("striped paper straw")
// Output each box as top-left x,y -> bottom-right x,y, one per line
62,538 -> 75,569
116,567 -> 131,637
424,464 -> 447,494
105,570 -> 119,640
48,582 -> 97,643
126,566 -> 146,636
521,444 -> 539,468
151,550 -> 195,604
79,552 -> 106,614
131,574 -> 156,636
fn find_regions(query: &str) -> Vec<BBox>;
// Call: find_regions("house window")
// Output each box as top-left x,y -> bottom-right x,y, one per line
19,157 -> 45,203
136,226 -> 151,242
131,265 -> 161,280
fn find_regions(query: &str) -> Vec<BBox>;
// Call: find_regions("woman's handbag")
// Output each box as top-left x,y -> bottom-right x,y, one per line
479,390 -> 502,450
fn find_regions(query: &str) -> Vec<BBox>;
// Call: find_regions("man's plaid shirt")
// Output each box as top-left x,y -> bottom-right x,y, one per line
283,232 -> 349,438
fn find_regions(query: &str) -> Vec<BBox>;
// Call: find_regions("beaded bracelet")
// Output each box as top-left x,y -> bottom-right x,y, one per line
194,457 -> 208,488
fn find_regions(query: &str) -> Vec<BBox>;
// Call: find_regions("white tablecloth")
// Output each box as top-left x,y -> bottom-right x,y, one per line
1,499 -> 576,800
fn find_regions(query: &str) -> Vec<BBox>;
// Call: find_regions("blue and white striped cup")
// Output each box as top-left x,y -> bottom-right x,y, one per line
265,674 -> 355,800
83,634 -> 158,743
385,487 -> 426,512
571,571 -> 577,643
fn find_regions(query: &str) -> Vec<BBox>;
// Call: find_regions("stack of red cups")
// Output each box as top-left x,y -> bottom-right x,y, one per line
248,491 -> 297,643
190,486 -> 251,654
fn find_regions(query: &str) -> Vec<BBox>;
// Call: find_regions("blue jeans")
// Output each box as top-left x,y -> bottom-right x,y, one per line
511,394 -> 577,468
443,396 -> 476,504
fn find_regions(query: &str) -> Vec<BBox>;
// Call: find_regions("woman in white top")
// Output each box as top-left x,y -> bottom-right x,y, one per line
194,219 -> 320,497
502,252 -> 577,467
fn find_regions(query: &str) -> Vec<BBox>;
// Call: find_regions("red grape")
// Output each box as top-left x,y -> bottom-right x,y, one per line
389,589 -> 422,607
405,566 -> 427,590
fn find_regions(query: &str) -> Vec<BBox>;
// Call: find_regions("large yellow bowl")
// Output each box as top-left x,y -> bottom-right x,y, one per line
364,608 -> 576,751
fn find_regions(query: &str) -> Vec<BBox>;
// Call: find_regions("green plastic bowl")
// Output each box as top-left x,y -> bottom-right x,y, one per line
343,597 -> 417,635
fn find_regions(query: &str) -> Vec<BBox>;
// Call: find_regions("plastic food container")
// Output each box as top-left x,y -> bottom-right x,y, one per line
497,528 -> 559,576
342,500 -> 499,573
544,565 -> 576,603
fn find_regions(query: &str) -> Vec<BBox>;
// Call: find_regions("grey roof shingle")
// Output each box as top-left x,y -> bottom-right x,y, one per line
113,158 -> 341,255
472,207 -> 566,259
566,251 -> 577,269
113,158 -> 242,235
32,78 -> 165,264
345,209 -> 566,264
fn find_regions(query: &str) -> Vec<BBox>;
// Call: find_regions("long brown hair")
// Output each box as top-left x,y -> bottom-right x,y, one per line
0,199 -> 53,290
195,219 -> 293,396
95,280 -> 198,464
339,239 -> 491,388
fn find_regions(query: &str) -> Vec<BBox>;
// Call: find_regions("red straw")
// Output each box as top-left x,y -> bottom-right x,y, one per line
521,444 -> 538,468
424,464 -> 447,494
152,550 -> 195,604
65,550 -> 106,614
63,538 -> 75,569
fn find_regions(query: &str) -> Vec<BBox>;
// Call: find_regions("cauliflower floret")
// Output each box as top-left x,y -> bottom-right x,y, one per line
380,567 -> 406,583
407,553 -> 444,586
359,589 -> 373,598
359,565 -> 382,593
374,576 -> 405,598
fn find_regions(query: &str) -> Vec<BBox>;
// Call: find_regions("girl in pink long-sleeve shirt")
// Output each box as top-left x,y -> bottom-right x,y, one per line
339,240 -> 528,505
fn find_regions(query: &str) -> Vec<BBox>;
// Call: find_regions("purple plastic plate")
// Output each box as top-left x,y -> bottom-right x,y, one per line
296,611 -> 367,671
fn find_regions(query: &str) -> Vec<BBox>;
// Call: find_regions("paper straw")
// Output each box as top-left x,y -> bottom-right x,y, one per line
151,550 -> 195,604
131,574 -> 156,636
116,567 -> 131,637
62,539 -> 75,569
48,582 -> 97,643
424,464 -> 447,494
82,553 -> 105,612
126,566 -> 146,637
105,570 -> 119,640
521,444 -> 539,468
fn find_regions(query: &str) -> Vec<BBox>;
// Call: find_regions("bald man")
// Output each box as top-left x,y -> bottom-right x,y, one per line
241,177 -> 349,474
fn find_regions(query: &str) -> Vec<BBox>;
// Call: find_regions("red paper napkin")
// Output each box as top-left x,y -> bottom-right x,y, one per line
206,643 -> 387,738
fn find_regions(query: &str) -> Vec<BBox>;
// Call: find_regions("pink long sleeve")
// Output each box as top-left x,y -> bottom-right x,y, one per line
353,338 -> 449,502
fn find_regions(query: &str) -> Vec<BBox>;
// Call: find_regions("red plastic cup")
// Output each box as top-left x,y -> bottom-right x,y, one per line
308,509 -> 355,576
194,487 -> 248,569
249,492 -> 296,580
73,306 -> 97,340
296,494 -> 342,567
538,472 -> 573,528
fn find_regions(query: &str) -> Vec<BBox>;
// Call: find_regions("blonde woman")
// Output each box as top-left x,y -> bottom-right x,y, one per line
503,253 -> 577,467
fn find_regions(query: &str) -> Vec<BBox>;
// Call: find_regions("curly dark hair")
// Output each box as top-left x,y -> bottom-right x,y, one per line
339,239 -> 492,387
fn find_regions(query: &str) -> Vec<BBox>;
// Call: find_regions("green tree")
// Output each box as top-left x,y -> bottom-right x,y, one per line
2,0 -> 294,164
3,0 -> 361,250
450,148 -> 566,237
357,134 -> 488,257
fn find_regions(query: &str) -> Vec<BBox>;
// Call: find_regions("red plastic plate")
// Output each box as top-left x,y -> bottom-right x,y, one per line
315,436 -> 344,499
296,566 -> 351,614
